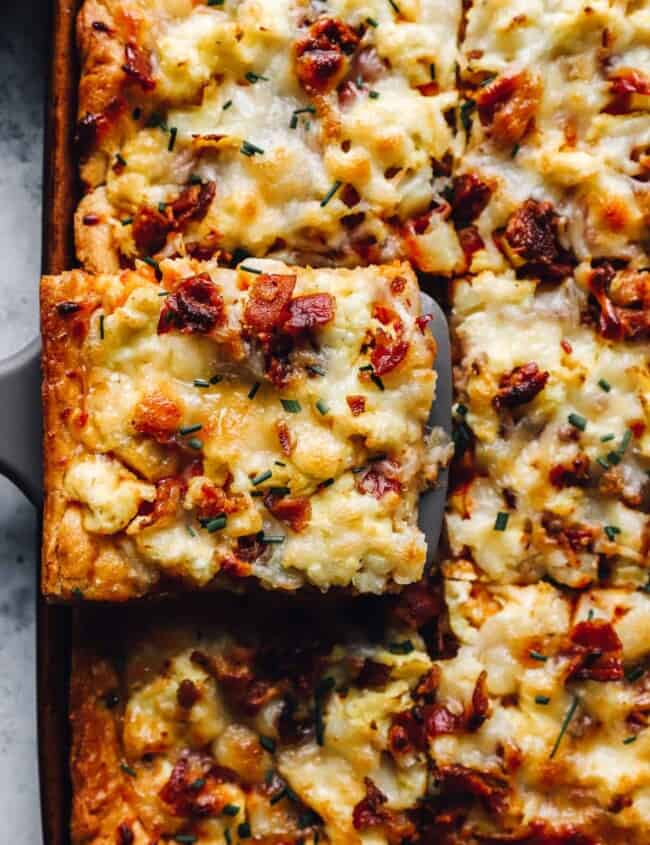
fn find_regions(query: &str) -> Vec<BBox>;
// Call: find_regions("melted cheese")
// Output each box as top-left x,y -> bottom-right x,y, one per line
446,268 -> 650,588
47,259 -> 440,595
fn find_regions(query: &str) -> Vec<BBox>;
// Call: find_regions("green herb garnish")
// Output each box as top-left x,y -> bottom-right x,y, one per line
604,525 -> 621,541
248,381 -> 261,399
168,127 -> 178,152
222,804 -> 240,816
187,438 -> 203,450
240,265 -> 262,274
369,90 -> 380,99
237,822 -> 251,839
568,413 -> 587,431
316,399 -> 329,415
245,71 -> 269,83
320,180 -> 342,207
205,515 -> 227,532
598,378 -> 611,392
388,640 -> 414,654
252,469 -> 273,486
494,511 -> 509,531
120,763 -> 137,777
179,424 -> 202,436
281,398 -> 302,413
222,99 -> 232,110
240,140 -> 265,156
460,99 -> 476,133
623,735 -> 638,745
193,378 -> 210,388
142,256 -> 160,272
259,735 -> 276,753
549,695 -> 579,759
99,314 -> 105,339
535,695 -> 551,705
366,16 -> 379,26
529,650 -> 548,662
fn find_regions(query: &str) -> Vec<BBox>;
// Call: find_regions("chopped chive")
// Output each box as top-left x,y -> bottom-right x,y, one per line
598,378 -> 611,392
316,399 -> 329,415
259,735 -> 276,753
146,112 -> 168,131
359,364 -> 373,372
270,788 -> 287,805
179,423 -> 202,436
210,374 -> 223,384
189,174 -> 202,185
245,71 -> 269,83
315,677 -> 335,745
294,106 -> 316,116
626,665 -> 644,683
208,0 -> 224,5
222,99 -> 232,110
174,836 -> 197,844
222,804 -> 240,816
460,99 -> 476,133
248,381 -> 261,399
158,290 -> 169,296
535,695 -> 551,705
238,822 -> 251,839
260,534 -> 285,544
568,413 -> 587,431
240,265 -> 262,274
387,0 -> 401,13
281,398 -> 302,413
158,202 -> 167,213
240,140 -> 265,156
368,90 -> 380,99
529,650 -> 548,662
455,403 -> 468,416
307,364 -> 326,376
189,778 -> 205,791
194,378 -> 211,388
168,127 -> 178,152
99,314 -> 105,339
607,450 -> 622,465
623,735 -> 637,745
132,107 -> 142,120
320,180 -> 342,207
318,478 -> 335,489
187,525 -> 197,537
290,114 -> 298,129
371,373 -> 385,391
274,460 -> 286,467
252,469 -> 273,486
511,143 -> 520,158
366,16 -> 378,26
604,525 -> 621,541
115,152 -> 127,167
269,486 -> 290,496
142,256 -> 160,272
187,438 -> 203,450
596,456 -> 610,470
549,695 -> 579,759
601,433 -> 615,442
620,429 -> 632,452
121,217 -> 133,226
388,640 -> 414,654
205,515 -> 227,532
225,829 -> 232,845
120,763 -> 137,777
71,587 -> 84,599
494,511 -> 509,531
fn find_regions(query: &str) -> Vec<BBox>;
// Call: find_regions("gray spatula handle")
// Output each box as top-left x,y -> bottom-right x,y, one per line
0,337 -> 43,506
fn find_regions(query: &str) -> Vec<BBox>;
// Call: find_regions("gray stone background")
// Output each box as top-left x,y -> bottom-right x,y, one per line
0,1 -> 48,840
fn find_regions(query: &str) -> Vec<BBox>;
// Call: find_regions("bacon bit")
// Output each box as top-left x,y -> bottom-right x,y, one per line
390,276 -> 407,294
285,293 -> 335,335
244,274 -> 296,337
341,184 -> 361,207
191,649 -> 277,716
373,304 -> 400,326
220,556 -> 253,579
410,211 -> 432,235
337,79 -> 360,108
565,620 -> 624,683
122,41 -> 155,91
493,362 -> 549,409
467,670 -> 490,731
389,709 -> 427,753
415,315 -> 431,334
418,81 -> 439,96
355,659 -> 392,689
177,679 -> 200,709
137,477 -> 184,527
563,525 -> 595,553
158,274 -> 224,335
504,200 -> 574,282
295,18 -> 359,95
116,823 -> 134,845
263,492 -> 311,532
561,339 -> 573,354
426,704 -> 465,736
346,395 -> 366,416
187,231 -> 221,261
197,481 -> 243,519
132,206 -> 171,255
371,340 -> 409,376
133,392 -> 182,444
604,69 -> 650,115
352,778 -> 416,843
356,463 -> 401,498
170,181 -> 216,227
458,226 -> 485,264
236,534 -> 266,563
393,582 -> 442,629
159,751 -> 236,817
82,213 -> 101,226
75,97 -> 125,158
435,765 -> 508,815
476,71 -> 542,145
414,666 -> 441,701
450,173 -> 493,228
276,421 -> 293,456
587,265 -> 650,340
549,453 -> 590,488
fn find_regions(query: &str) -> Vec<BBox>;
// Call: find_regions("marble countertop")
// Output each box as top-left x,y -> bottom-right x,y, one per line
0,2 -> 49,840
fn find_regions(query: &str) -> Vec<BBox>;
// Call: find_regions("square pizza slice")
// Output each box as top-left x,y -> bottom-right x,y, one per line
74,0 -> 463,275
41,257 -> 447,600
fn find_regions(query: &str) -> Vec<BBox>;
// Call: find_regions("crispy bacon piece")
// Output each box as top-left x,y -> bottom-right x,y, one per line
235,534 -> 266,563
371,340 -> 409,376
467,670 -> 490,731
285,293 -> 335,335
587,265 -> 650,340
493,362 -> 549,409
393,582 -> 442,629
196,481 -> 244,519
187,231 -> 221,261
565,620 -> 624,682
158,274 -> 224,335
136,477 -> 184,528
450,173 -> 493,228
244,274 -> 296,337
346,395 -> 366,416
435,764 -> 508,815
355,659 -> 392,689
191,649 -> 277,715
426,704 -> 465,736
549,454 -> 591,489
116,823 -> 134,845
177,679 -> 200,709
295,18 -> 359,95
458,226 -> 485,264
132,206 -> 171,255
159,751 -> 236,817
389,709 -> 427,753
604,69 -> 650,115
276,420 -> 293,456
263,492 -> 311,532
122,41 -> 155,90
503,200 -> 574,282
170,181 -> 216,227
133,392 -> 182,444
356,462 -> 401,498
476,71 -> 542,145
352,778 -> 416,843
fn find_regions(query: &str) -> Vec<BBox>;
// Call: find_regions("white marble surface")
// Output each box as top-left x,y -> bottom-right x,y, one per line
0,1 -> 48,841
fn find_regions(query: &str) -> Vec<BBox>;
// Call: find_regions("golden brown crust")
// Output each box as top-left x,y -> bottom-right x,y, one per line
75,190 -> 121,274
